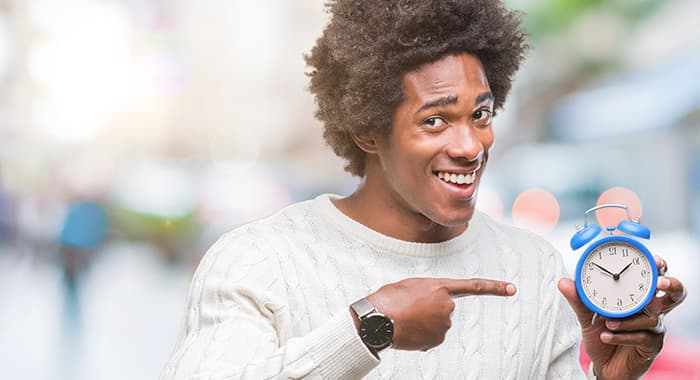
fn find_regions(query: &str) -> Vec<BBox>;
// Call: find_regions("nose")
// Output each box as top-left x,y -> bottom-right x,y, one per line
445,125 -> 485,162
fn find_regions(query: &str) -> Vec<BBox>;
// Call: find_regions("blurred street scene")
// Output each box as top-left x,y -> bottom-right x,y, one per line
0,0 -> 698,379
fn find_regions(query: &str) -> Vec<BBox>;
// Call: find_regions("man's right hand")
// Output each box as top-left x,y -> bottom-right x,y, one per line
364,278 -> 516,351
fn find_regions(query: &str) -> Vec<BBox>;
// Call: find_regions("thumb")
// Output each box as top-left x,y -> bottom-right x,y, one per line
557,278 -> 594,328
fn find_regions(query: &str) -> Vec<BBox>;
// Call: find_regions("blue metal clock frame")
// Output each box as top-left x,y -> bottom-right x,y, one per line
575,235 -> 658,319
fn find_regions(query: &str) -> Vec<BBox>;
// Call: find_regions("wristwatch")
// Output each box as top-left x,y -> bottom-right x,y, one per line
350,298 -> 394,353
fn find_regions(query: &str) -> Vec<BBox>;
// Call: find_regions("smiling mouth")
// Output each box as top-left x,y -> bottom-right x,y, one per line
435,170 -> 478,185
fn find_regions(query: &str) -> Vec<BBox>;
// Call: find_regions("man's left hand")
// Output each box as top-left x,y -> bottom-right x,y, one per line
558,255 -> 687,380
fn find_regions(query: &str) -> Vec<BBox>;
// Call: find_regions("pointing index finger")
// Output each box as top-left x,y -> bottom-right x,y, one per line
441,278 -> 517,298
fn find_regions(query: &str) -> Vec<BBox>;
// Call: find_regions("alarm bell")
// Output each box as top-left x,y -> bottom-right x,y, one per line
570,224 -> 601,250
569,204 -> 650,250
617,220 -> 651,239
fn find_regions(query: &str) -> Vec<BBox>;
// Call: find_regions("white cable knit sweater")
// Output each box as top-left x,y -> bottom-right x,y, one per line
161,194 -> 590,379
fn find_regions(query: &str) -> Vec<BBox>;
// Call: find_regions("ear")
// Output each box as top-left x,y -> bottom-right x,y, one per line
351,132 -> 379,154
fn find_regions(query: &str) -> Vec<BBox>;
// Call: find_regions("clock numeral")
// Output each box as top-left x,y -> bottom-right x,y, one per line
601,297 -> 607,306
598,252 -> 602,260
629,293 -> 635,302
608,246 -> 617,255
586,276 -> 591,284
633,257 -> 640,265
616,298 -> 623,306
641,269 -> 647,277
622,248 -> 629,257
639,283 -> 645,291
592,289 -> 598,297
588,262 -> 595,271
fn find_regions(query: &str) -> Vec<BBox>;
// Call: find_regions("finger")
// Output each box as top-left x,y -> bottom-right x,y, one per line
557,278 -> 594,327
656,276 -> 687,313
605,313 -> 664,333
599,330 -> 664,349
441,278 -> 516,298
653,255 -> 668,276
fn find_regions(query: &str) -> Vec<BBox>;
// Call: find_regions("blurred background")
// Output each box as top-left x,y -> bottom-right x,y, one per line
0,0 -> 698,379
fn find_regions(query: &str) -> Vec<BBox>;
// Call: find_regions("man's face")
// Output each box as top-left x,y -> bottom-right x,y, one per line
374,53 -> 495,229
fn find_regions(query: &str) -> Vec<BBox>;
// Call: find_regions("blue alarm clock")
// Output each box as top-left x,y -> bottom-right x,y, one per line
570,204 -> 657,319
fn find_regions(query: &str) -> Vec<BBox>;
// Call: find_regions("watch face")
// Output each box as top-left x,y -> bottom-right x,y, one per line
359,314 -> 393,350
578,238 -> 656,317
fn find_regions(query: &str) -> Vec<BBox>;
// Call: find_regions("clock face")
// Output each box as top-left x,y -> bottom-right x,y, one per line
579,240 -> 655,315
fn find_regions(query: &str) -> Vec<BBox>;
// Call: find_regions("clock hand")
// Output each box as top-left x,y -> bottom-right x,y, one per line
591,262 -> 616,279
616,262 -> 634,277
374,321 -> 390,334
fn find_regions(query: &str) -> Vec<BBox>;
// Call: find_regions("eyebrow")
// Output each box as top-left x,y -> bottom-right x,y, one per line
415,92 -> 495,115
416,95 -> 458,114
475,92 -> 495,105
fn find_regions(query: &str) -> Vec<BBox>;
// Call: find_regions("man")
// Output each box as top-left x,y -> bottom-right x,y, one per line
162,1 -> 686,378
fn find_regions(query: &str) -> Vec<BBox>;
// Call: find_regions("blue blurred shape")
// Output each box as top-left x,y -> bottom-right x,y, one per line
60,202 -> 108,249
550,53 -> 700,141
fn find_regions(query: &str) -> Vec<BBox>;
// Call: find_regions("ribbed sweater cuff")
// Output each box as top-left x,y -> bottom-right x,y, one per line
304,310 -> 380,379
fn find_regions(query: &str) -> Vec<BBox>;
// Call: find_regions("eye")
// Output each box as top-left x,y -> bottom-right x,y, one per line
473,109 -> 493,126
423,116 -> 447,129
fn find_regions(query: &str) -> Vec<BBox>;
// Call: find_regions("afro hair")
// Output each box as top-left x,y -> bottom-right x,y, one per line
305,0 -> 528,177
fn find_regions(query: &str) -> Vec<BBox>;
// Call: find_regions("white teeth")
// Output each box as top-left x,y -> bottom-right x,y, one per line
437,171 -> 476,185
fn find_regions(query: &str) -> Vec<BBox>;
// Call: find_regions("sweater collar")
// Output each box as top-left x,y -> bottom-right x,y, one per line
314,193 -> 481,257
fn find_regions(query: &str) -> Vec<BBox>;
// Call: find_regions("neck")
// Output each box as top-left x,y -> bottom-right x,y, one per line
333,171 -> 467,244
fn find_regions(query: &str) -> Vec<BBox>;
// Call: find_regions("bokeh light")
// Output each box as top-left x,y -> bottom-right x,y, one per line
27,1 -> 133,142
594,186 -> 643,230
512,189 -> 560,235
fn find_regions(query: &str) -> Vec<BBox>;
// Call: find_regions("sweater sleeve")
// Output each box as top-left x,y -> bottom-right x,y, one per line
544,293 -> 588,380
160,230 -> 379,380
540,240 -> 589,380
